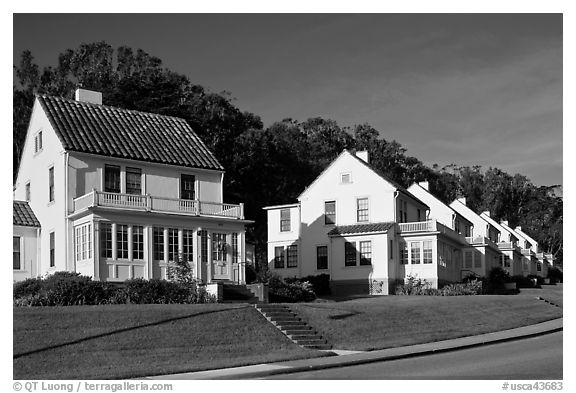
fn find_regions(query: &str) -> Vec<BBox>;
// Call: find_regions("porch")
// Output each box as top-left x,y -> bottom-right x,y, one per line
397,219 -> 467,245
72,190 -> 244,219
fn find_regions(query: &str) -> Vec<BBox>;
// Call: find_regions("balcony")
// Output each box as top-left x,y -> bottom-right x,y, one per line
465,235 -> 498,250
72,190 -> 244,219
398,219 -> 467,245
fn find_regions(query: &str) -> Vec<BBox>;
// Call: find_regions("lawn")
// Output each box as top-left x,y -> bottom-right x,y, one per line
13,304 -> 325,380
289,288 -> 563,351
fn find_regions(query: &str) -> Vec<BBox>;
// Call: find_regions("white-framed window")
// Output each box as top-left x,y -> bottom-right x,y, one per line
100,223 -> 113,258
231,233 -> 238,264
274,246 -> 284,269
410,242 -> 421,264
25,182 -> 31,202
345,241 -> 357,266
49,231 -> 55,267
316,245 -> 328,270
357,198 -> 369,222
48,166 -> 55,202
341,173 -> 351,184
126,167 -> 142,195
399,200 -> 408,223
183,229 -> 194,263
501,254 -> 511,268
280,209 -> 291,232
34,131 -> 43,153
75,223 -> 92,262
116,224 -> 129,259
212,233 -> 227,262
423,240 -> 433,264
104,165 -> 121,193
287,245 -> 298,268
168,228 -> 178,261
359,241 -> 372,265
153,227 -> 164,261
13,236 -> 22,270
325,201 -> 336,225
132,225 -> 144,260
399,241 -> 408,265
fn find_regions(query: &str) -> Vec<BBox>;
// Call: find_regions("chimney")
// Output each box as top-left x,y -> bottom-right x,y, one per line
355,150 -> 369,163
515,226 -> 522,231
457,197 -> 466,205
482,211 -> 490,217
75,88 -> 102,105
418,181 -> 429,191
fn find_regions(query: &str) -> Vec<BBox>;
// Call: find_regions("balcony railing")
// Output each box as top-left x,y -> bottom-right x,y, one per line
398,219 -> 467,245
465,235 -> 498,249
72,190 -> 244,219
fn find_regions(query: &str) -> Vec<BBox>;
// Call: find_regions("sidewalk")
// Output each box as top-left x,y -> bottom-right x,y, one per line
144,317 -> 563,380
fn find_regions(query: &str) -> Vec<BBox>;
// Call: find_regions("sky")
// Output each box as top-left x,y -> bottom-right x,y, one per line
13,13 -> 563,187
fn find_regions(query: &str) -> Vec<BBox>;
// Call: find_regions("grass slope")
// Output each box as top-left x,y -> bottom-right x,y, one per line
13,304 -> 323,380
290,289 -> 562,351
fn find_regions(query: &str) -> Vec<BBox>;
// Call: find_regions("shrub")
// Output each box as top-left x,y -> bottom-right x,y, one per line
13,277 -> 43,299
485,267 -> 510,294
35,272 -> 110,306
548,267 -> 563,284
285,274 -> 331,296
245,264 -> 257,284
267,273 -> 316,303
439,280 -> 483,296
123,278 -> 190,304
167,254 -> 195,286
395,275 -> 435,295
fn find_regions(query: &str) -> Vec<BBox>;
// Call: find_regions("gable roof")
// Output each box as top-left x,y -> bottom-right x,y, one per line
36,94 -> 223,171
298,150 -> 428,208
480,212 -> 518,242
450,199 -> 496,231
13,201 -> 40,227
408,183 -> 473,227
327,222 -> 396,236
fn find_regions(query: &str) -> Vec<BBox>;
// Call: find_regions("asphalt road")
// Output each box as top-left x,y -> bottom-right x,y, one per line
263,331 -> 563,380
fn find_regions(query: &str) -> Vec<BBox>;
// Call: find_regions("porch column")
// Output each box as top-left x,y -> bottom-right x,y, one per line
206,231 -> 212,283
178,229 -> 184,259
163,228 -> 169,266
145,226 -> 152,279
111,223 -> 117,279
128,225 -> 134,262
193,228 -> 200,280
239,231 -> 246,284
93,221 -> 100,281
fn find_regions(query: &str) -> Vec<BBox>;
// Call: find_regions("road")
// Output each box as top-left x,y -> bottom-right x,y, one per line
263,331 -> 563,380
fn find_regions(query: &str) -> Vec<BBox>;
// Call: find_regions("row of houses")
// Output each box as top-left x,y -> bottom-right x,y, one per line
12,89 -> 554,296
265,150 -> 555,295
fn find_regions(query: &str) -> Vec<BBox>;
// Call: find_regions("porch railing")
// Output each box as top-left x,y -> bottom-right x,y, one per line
398,219 -> 467,245
72,190 -> 244,219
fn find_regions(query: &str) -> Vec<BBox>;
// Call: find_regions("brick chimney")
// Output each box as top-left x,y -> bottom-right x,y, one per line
418,181 -> 429,191
75,88 -> 102,105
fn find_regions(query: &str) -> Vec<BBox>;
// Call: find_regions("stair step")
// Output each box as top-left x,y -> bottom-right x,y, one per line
267,316 -> 301,322
287,334 -> 324,340
282,328 -> 314,335
302,344 -> 332,350
264,312 -> 297,318
257,306 -> 289,312
294,338 -> 328,346
273,320 -> 307,326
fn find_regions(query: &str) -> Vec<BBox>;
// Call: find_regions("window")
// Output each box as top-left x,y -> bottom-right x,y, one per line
231,233 -> 238,264
180,174 -> 196,200
25,182 -> 31,202
316,246 -> 328,270
464,251 -> 473,268
399,241 -> 408,265
274,246 -> 285,269
34,131 -> 43,153
126,167 -> 142,195
48,167 -> 54,202
13,236 -> 21,270
423,240 -> 433,264
345,242 -> 357,266
153,227 -> 164,260
389,239 -> 393,259
537,263 -> 542,272
49,232 -> 55,267
280,209 -> 291,232
168,228 -> 179,261
341,173 -> 351,183
75,223 -> 92,262
325,201 -> 336,225
101,223 -> 113,258
212,233 -> 227,262
133,226 -> 144,260
455,220 -> 461,235
357,198 -> 369,222
359,241 -> 372,265
474,250 -> 482,268
116,224 -> 128,259
465,225 -> 472,237
399,200 -> 408,223
183,229 -> 194,263
104,165 -> 121,193
287,245 -> 298,268
417,209 -> 422,221
410,242 -> 421,264
199,230 -> 208,264
501,255 -> 510,268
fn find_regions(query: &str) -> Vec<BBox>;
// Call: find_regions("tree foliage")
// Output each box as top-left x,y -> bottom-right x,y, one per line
13,42 -> 563,267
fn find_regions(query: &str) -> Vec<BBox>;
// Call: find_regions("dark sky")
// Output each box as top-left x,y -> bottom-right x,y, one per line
13,13 -> 563,186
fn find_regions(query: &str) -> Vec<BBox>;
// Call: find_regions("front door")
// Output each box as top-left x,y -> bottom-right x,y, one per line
212,233 -> 229,280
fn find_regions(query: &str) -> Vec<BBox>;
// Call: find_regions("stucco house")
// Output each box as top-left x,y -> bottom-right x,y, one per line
13,89 -> 251,284
449,198 -> 502,278
265,150 -> 468,295
479,212 -> 523,276
512,226 -> 550,277
13,201 -> 41,282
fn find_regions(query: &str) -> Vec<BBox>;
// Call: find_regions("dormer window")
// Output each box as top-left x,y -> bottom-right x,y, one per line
341,173 -> 351,184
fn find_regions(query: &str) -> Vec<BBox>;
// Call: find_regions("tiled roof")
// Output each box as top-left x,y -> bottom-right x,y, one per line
37,94 -> 223,171
13,201 -> 40,227
328,222 -> 396,236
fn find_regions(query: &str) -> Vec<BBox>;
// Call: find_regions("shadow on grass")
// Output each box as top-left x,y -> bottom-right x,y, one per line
14,305 -> 249,360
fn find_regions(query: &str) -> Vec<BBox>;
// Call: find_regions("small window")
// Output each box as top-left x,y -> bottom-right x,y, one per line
474,250 -> 482,268
316,246 -> 328,270
357,198 -> 369,222
423,240 -> 433,264
341,173 -> 351,183
126,167 -> 142,195
104,165 -> 121,193
25,182 -> 31,202
180,174 -> 196,200
464,251 -> 473,268
183,229 -> 195,263
169,228 -> 179,261
410,242 -> 421,264
280,209 -> 291,232
48,166 -> 54,202
49,232 -> 55,267
325,201 -> 336,225
359,241 -> 372,265
75,223 -> 92,262
153,227 -> 164,261
537,263 -> 542,272
35,131 -> 43,153
345,242 -> 357,266
287,245 -> 298,268
399,241 -> 408,265
116,224 -> 129,259
13,236 -> 21,270
100,223 -> 113,258
274,246 -> 285,269
133,225 -> 144,260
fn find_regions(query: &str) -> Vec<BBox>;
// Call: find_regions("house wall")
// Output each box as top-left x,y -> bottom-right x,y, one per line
14,99 -> 67,277
13,226 -> 40,282
67,152 -> 223,205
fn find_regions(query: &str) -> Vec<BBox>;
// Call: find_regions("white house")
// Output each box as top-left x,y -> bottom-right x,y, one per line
13,201 -> 41,282
265,150 -> 468,295
449,198 -> 502,278
479,212 -> 523,276
13,89 -> 251,284
512,226 -> 549,277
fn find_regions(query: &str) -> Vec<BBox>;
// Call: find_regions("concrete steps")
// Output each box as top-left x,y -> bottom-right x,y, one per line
255,304 -> 332,350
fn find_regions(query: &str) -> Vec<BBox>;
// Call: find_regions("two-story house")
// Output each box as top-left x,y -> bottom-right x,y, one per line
449,197 -> 502,278
513,226 -> 551,277
265,150 -> 467,295
13,89 -> 251,284
479,212 -> 523,276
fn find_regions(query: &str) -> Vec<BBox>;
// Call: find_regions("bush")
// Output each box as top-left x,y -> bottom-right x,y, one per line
245,264 -> 257,284
548,267 -> 563,284
267,273 -> 316,303
285,274 -> 331,296
13,277 -> 43,299
395,275 -> 482,296
123,278 -> 191,304
395,275 -> 436,295
439,280 -> 483,296
485,267 -> 511,294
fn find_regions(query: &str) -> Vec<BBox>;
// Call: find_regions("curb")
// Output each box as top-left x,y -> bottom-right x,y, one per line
146,317 -> 563,380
